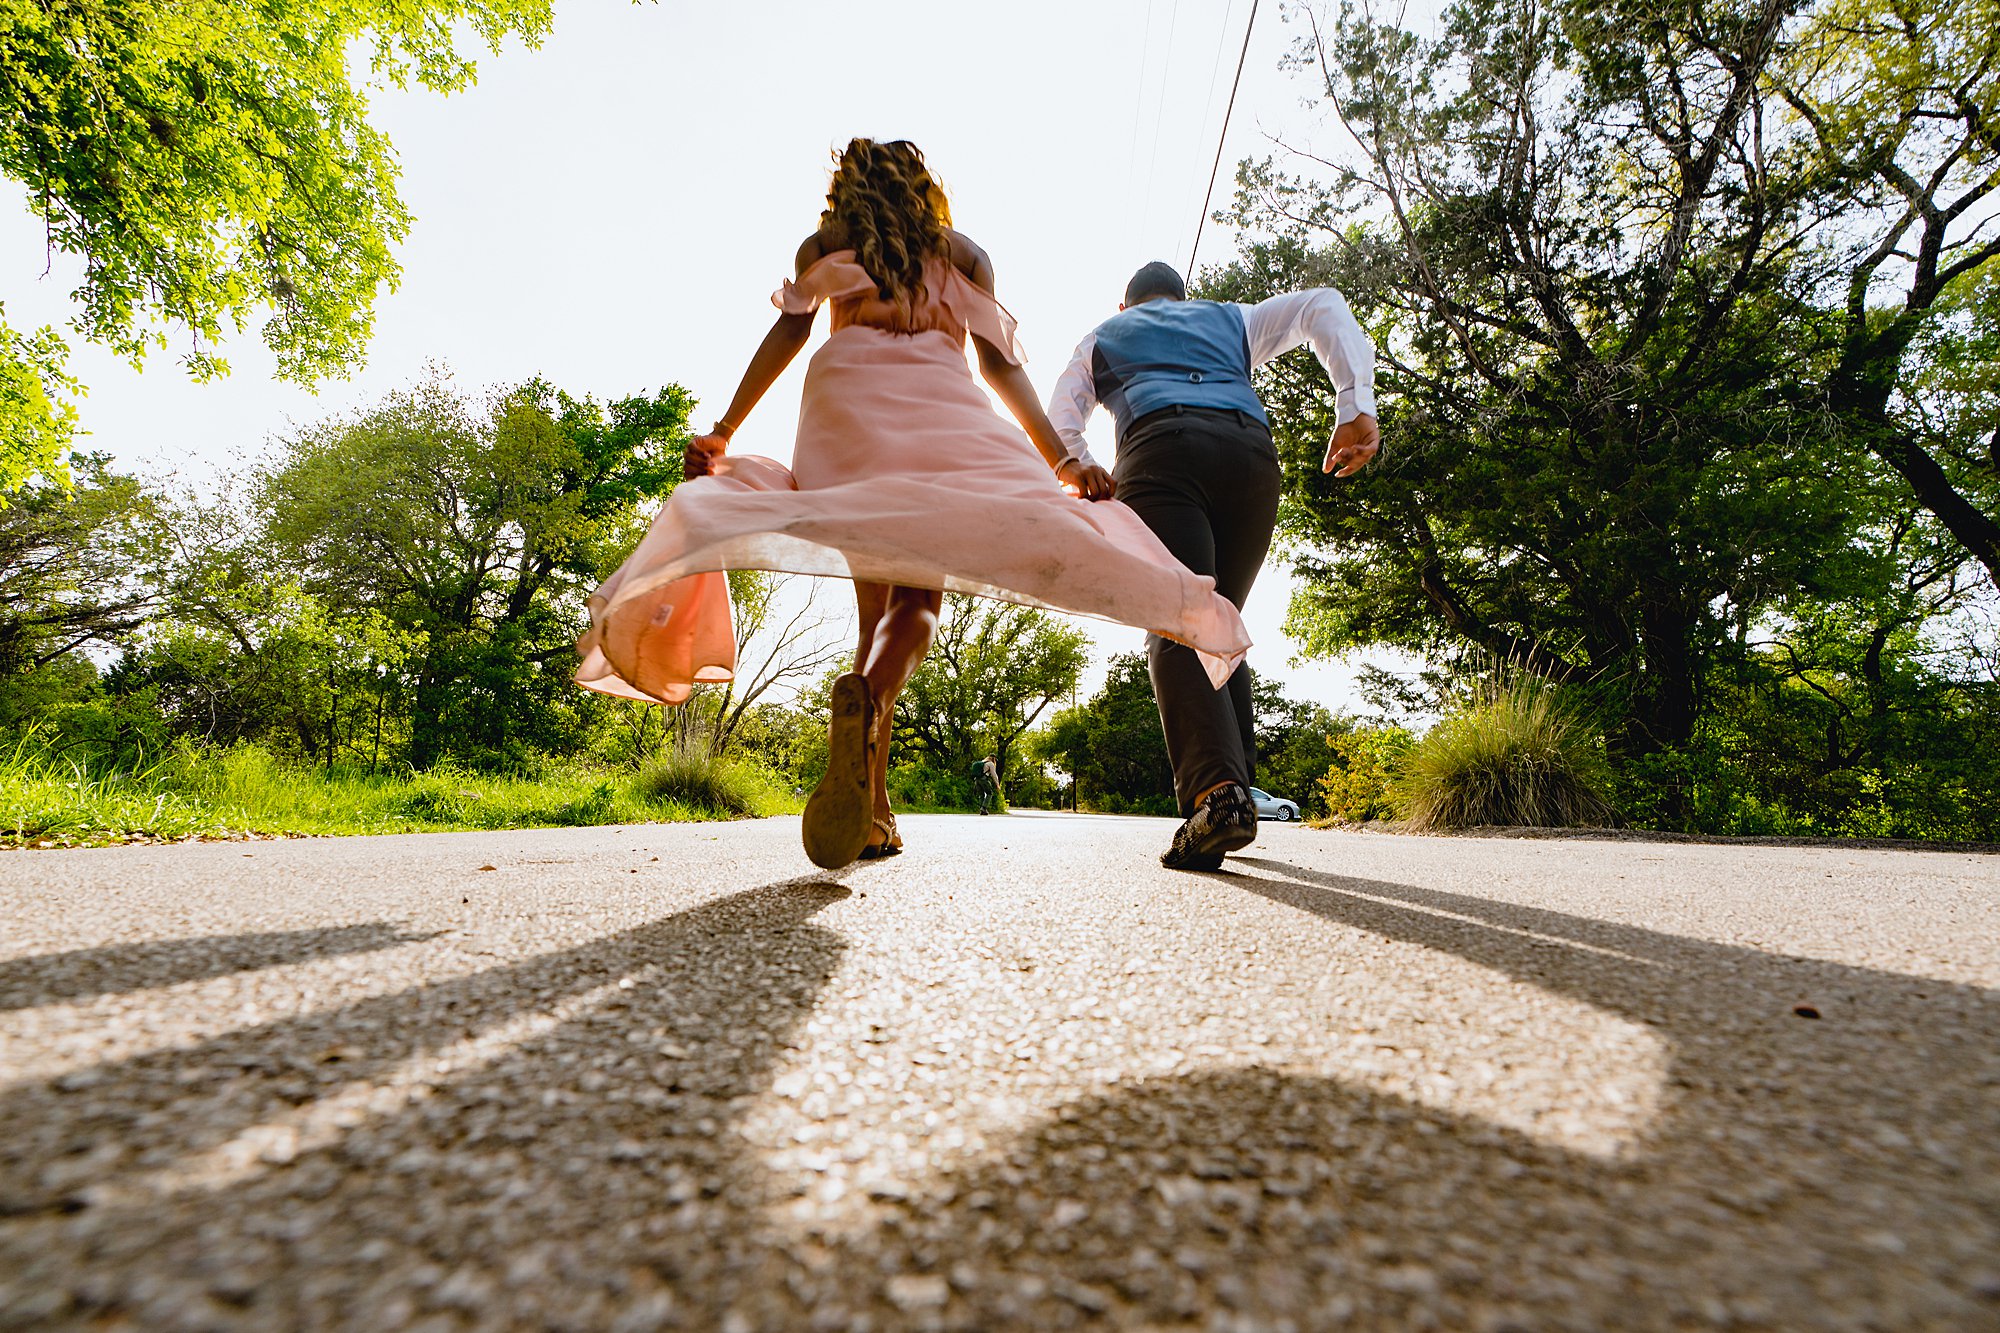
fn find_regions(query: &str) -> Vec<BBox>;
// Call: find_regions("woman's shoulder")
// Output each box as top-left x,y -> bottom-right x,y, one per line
944,229 -> 994,291
796,231 -> 838,277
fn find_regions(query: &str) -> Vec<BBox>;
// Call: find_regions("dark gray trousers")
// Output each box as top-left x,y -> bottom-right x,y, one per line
1112,406 -> 1282,816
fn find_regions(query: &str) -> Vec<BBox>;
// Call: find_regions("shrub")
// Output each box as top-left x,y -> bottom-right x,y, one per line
1318,726 -> 1413,823
1397,678 -> 1619,831
1089,790 -> 1178,817
883,763 -> 971,812
634,748 -> 763,818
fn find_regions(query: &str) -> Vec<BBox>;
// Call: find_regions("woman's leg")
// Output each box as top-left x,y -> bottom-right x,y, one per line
851,581 -> 942,821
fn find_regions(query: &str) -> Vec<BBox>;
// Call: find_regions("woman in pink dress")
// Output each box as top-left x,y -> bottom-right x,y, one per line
577,138 -> 1249,869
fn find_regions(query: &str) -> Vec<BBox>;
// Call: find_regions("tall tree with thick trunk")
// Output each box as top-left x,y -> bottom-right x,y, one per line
1212,0 -> 1996,776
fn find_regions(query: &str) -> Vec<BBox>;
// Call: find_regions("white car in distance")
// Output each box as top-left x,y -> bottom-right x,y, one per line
1249,788 -> 1300,822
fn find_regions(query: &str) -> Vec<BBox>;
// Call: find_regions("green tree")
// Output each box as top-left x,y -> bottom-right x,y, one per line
0,0 -> 555,488
1770,0 -> 2000,579
1319,726 -> 1414,824
0,321 -> 80,493
1251,673 -> 1347,816
1037,653 -> 1175,814
892,596 -> 1088,788
1213,0 -> 1997,802
253,369 -> 689,766
0,454 -> 154,691
116,580 -> 423,766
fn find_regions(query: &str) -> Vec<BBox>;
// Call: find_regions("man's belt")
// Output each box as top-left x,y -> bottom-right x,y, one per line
1124,403 -> 1269,441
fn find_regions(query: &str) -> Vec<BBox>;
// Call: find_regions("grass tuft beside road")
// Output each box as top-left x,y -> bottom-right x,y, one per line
1,741 -> 802,848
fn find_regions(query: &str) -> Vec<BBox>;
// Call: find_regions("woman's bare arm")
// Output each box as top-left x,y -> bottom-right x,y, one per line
685,235 -> 825,479
953,232 -> 1116,501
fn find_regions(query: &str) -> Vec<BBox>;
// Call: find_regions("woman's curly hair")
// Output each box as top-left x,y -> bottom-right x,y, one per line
820,138 -> 952,308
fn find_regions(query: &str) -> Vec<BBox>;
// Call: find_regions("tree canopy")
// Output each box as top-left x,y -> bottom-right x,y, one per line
247,370 -> 688,764
0,452 -> 151,685
1204,0 -> 1999,831
893,596 -> 1089,782
0,0 -> 554,489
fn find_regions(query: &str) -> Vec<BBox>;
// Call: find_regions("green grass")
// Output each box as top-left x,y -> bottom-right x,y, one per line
633,749 -> 775,818
0,739 -> 803,848
1395,676 -> 1621,831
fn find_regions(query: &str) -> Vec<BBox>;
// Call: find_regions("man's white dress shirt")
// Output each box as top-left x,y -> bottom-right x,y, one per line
1046,289 -> 1378,470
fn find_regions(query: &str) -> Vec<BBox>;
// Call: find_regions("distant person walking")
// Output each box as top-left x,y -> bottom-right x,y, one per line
974,755 -> 1001,815
577,142 -> 1250,870
1049,262 -> 1379,870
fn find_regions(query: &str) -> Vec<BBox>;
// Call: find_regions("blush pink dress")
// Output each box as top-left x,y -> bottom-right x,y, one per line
575,250 -> 1251,704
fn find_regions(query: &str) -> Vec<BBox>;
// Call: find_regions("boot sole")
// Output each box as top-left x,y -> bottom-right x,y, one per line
1205,822 -> 1258,856
1162,800 -> 1258,871
801,673 -> 872,870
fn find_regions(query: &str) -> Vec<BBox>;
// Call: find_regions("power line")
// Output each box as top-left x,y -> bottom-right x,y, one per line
1195,0 -> 1242,154
1184,0 -> 1240,265
1186,0 -> 1260,284
1127,0 -> 1158,177
1141,0 -> 1183,222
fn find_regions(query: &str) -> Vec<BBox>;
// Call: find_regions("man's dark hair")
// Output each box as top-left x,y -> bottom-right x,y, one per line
1124,261 -> 1187,306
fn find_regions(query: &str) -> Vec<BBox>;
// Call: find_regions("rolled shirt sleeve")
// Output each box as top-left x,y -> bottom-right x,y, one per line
1045,332 -> 1105,471
1236,288 -> 1378,425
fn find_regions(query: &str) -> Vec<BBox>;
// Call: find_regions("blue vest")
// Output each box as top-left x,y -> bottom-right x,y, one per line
1090,300 -> 1269,441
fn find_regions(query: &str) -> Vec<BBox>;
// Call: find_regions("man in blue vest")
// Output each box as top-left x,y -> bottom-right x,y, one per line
1048,261 -> 1379,870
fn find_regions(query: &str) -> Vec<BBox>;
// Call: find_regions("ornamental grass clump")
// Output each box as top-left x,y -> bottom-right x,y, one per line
1397,678 -> 1620,831
634,747 -> 764,818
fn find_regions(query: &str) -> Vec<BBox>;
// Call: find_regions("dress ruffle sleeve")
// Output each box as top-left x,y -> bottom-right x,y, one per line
773,252 -> 880,315
938,267 -> 1026,366
774,251 -> 1027,366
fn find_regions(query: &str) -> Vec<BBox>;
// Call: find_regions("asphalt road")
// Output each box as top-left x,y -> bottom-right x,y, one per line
2,813 -> 1996,1331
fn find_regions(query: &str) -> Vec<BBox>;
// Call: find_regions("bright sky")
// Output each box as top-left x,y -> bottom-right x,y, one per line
5,0 -> 1426,713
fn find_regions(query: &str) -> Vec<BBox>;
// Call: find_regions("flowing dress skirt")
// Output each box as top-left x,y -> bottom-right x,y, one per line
576,323 -> 1250,705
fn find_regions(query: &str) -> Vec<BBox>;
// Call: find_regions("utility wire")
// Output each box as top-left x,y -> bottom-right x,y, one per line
1127,0 -> 1158,176
1186,0 -> 1260,284
1183,0 -> 1240,264
1141,0 -> 1183,222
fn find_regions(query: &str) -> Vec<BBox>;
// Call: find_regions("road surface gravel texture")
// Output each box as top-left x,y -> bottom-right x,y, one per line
1,813 -> 1996,1331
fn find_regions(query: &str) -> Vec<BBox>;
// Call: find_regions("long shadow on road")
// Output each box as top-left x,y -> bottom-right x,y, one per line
1,862 -> 1995,1330
0,924 -> 444,1012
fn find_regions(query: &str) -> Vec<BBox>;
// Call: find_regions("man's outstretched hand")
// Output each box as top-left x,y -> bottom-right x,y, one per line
1323,414 -> 1380,476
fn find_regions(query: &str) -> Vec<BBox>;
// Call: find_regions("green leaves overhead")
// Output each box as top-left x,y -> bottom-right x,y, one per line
0,315 -> 79,493
0,0 -> 555,487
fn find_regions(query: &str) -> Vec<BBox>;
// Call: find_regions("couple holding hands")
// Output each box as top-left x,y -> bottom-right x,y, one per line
577,138 -> 1378,872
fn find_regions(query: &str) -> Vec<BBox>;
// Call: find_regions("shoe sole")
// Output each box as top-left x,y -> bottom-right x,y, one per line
1205,822 -> 1258,856
1162,799 -> 1259,871
802,674 -> 872,870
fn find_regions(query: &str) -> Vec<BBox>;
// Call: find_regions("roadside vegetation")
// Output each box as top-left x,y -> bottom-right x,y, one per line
1392,678 -> 1619,832
1,738 -> 799,849
5,0 -> 1998,847
1314,664 -> 1997,842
